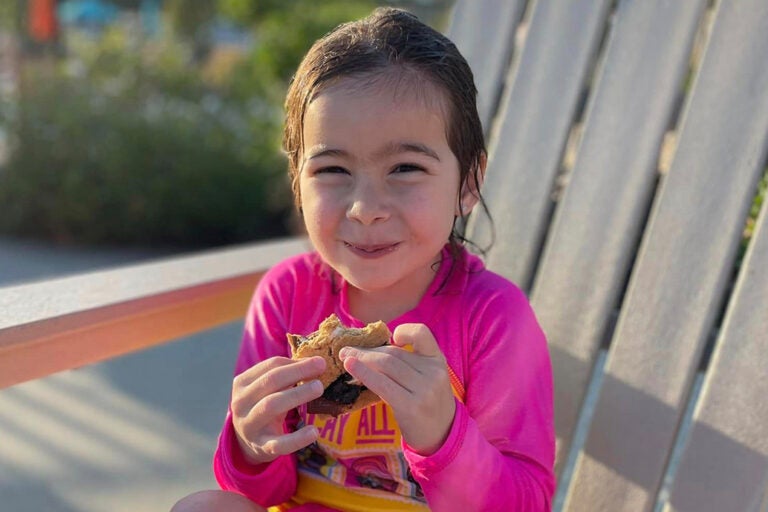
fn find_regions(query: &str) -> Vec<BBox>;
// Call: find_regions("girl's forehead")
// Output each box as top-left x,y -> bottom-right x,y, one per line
310,68 -> 449,115
300,72 -> 454,164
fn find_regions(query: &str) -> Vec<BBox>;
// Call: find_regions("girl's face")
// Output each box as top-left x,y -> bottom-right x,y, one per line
299,79 -> 471,312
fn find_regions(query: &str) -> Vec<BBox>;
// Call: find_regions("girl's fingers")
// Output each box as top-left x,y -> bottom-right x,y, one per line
248,425 -> 320,462
244,379 -> 324,429
352,344 -> 421,372
233,377 -> 323,464
235,356 -> 326,390
342,355 -> 410,405
392,323 -> 443,358
261,425 -> 320,458
234,356 -> 294,389
341,347 -> 417,384
237,356 -> 326,402
231,356 -> 327,464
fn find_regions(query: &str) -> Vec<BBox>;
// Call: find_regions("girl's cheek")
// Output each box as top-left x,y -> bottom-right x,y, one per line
310,191 -> 340,213
303,191 -> 347,226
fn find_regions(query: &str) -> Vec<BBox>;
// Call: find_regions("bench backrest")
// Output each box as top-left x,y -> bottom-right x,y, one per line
449,1 -> 768,510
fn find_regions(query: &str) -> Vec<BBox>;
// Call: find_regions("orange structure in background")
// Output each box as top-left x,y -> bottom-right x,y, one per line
29,0 -> 59,42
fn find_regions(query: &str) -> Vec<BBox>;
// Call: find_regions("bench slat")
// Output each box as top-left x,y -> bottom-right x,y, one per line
447,0 -> 525,131
565,1 -> 768,510
664,202 -> 768,511
527,0 -> 706,474
467,0 -> 612,290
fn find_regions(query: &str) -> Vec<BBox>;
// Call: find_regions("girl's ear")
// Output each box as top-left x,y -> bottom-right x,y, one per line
456,152 -> 487,216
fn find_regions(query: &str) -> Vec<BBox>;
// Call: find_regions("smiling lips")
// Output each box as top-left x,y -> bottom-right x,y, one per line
344,241 -> 400,258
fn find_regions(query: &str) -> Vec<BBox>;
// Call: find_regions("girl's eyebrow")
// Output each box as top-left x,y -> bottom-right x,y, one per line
305,142 -> 441,162
305,145 -> 346,161
377,141 -> 441,161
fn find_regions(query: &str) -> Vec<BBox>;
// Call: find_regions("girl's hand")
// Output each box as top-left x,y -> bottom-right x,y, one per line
339,323 -> 456,455
230,356 -> 326,465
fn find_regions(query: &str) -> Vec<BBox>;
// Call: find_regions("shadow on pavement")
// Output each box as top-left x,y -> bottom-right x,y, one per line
0,235 -> 247,511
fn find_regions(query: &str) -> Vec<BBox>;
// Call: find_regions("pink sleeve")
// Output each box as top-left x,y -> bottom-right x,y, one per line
212,262 -> 302,506
214,414 -> 297,505
404,287 -> 555,511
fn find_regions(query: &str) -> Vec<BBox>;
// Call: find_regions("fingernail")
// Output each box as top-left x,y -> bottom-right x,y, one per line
310,380 -> 323,394
339,348 -> 350,360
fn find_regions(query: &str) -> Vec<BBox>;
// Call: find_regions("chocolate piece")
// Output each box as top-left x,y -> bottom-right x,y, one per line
323,373 -> 364,404
306,396 -> 348,416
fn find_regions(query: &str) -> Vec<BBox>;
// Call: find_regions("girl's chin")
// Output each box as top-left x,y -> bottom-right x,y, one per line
341,266 -> 434,297
326,248 -> 442,295
343,275 -> 396,293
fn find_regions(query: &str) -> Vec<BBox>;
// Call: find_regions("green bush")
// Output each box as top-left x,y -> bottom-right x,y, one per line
0,28 -> 291,248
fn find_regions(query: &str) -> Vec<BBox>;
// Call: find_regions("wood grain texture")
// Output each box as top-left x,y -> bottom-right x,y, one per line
447,0 -> 526,132
565,0 -> 768,509
466,0 -> 612,290
665,199 -> 768,512
528,0 -> 707,474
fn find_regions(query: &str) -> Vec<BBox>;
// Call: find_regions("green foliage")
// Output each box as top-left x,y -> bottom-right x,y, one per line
0,1 -> 22,30
735,168 -> 767,270
750,169 -> 766,221
216,0 -> 258,24
0,30 -> 289,248
164,0 -> 217,41
221,1 -> 377,104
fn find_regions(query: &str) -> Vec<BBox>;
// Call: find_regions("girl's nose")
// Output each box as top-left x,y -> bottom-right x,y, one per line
346,180 -> 390,225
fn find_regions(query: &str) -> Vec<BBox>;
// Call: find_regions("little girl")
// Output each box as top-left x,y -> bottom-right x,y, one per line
173,7 -> 555,512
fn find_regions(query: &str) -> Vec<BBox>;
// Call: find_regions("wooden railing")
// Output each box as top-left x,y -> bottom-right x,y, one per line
0,237 -> 308,389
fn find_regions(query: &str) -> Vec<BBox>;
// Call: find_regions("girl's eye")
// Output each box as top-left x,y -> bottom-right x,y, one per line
392,164 -> 425,174
315,166 -> 349,175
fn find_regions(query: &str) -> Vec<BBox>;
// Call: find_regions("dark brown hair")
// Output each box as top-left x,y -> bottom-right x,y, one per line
283,7 -> 489,258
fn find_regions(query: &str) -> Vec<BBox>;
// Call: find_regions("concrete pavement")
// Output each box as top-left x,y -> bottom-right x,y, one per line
0,236 -> 243,511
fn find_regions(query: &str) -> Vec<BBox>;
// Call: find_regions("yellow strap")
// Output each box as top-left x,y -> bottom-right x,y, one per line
286,471 -> 429,511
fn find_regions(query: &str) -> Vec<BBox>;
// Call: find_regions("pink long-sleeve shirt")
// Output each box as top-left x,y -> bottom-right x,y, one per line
214,246 -> 555,511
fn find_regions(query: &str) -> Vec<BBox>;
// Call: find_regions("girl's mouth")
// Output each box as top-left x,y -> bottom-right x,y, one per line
344,242 -> 400,259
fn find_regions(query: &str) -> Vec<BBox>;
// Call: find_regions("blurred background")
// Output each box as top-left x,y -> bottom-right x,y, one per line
0,2 -> 454,511
0,0 -> 454,251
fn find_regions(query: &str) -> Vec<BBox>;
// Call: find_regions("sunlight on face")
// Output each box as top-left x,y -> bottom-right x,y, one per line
299,75 -> 462,314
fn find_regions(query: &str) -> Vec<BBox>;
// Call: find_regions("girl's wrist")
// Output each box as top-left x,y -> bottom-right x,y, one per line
403,399 -> 457,456
234,432 -> 272,469
403,399 -> 466,472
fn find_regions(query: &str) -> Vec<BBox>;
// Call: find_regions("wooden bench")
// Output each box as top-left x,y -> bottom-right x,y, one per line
451,0 -> 768,510
1,1 -> 767,511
